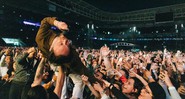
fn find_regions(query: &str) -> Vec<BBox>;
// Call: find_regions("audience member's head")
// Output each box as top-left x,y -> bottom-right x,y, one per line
122,77 -> 143,97
27,85 -> 48,99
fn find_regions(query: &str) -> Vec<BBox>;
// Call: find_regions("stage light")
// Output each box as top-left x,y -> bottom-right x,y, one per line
181,24 -> 183,28
133,26 -> 136,31
23,21 -> 40,26
92,24 -> 94,29
175,24 -> 177,29
87,24 -> 89,29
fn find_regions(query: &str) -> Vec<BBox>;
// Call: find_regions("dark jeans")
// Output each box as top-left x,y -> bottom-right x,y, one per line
9,81 -> 31,99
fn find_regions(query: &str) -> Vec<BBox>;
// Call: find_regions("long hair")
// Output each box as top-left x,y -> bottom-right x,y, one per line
48,48 -> 72,66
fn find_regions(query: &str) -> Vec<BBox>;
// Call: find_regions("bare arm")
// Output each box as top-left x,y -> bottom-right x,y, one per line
100,46 -> 112,70
81,75 -> 100,98
54,66 -> 65,98
31,58 -> 45,87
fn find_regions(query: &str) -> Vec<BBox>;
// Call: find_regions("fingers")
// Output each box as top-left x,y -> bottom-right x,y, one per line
159,74 -> 165,81
159,70 -> 168,81
54,20 -> 68,31
178,86 -> 185,95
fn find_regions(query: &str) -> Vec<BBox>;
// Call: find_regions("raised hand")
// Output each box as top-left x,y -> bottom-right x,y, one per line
102,80 -> 111,88
113,69 -> 122,78
159,70 -> 173,87
176,63 -> 184,74
100,46 -> 110,57
54,20 -> 69,31
178,85 -> 185,95
5,48 -> 12,55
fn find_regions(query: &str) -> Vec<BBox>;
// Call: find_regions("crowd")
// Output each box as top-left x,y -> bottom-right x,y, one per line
0,46 -> 184,99
0,17 -> 185,99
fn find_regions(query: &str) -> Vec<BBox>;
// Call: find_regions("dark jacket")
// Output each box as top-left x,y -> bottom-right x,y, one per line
13,53 -> 39,83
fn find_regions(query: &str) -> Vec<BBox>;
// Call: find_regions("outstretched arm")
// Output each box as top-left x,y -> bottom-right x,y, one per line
36,17 -> 68,43
81,75 -> 100,98
54,66 -> 65,98
159,71 -> 181,99
31,58 -> 46,87
100,46 -> 112,70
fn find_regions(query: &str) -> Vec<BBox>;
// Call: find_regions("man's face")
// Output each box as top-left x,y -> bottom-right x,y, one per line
5,56 -> 12,64
53,35 -> 70,56
122,78 -> 135,94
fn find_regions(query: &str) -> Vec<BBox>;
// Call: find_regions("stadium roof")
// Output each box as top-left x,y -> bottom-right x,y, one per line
83,0 -> 185,13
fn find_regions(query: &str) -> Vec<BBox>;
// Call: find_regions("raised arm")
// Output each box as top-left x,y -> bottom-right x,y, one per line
100,46 -> 112,70
54,66 -> 65,98
0,48 -> 12,67
35,17 -> 68,57
17,47 -> 35,65
31,58 -> 46,87
81,75 -> 100,98
159,71 -> 182,99
36,17 -> 68,43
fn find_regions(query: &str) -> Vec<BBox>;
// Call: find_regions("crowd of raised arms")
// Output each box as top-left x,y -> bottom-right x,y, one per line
0,46 -> 185,99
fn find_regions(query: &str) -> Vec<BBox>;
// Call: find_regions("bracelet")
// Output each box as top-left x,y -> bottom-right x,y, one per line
148,76 -> 153,81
